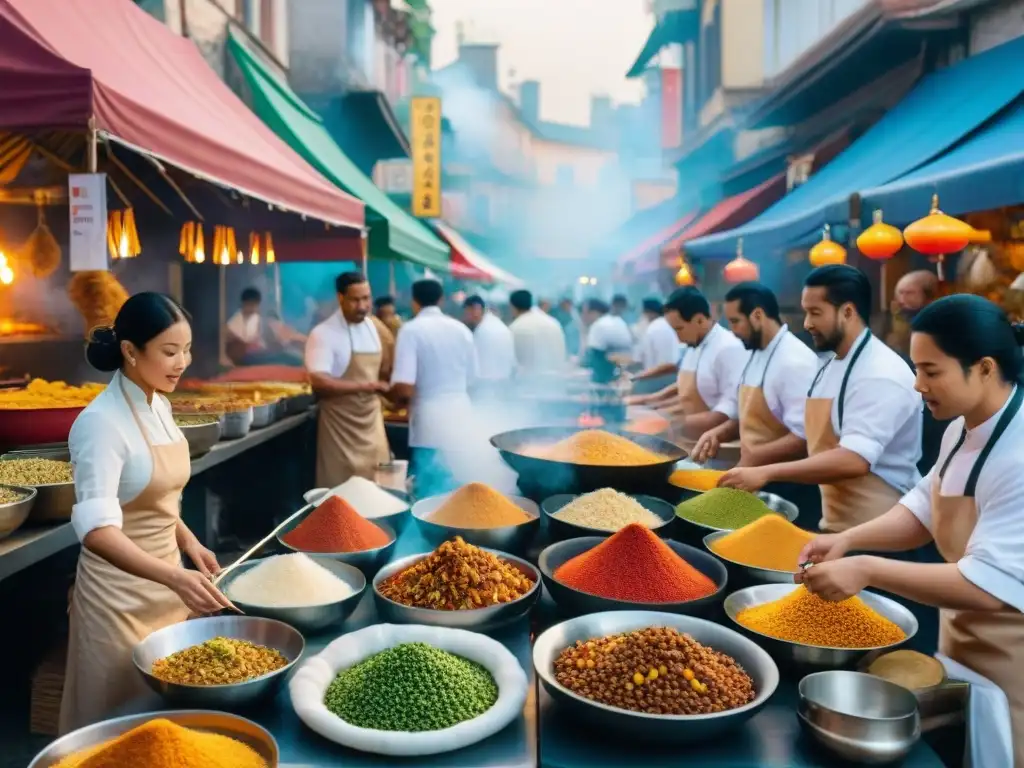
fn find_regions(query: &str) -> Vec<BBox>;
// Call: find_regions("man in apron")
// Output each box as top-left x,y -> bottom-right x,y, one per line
305,271 -> 390,489
719,265 -> 922,533
581,298 -> 634,384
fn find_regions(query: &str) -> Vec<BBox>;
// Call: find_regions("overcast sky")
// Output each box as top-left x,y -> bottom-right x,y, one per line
429,0 -> 652,127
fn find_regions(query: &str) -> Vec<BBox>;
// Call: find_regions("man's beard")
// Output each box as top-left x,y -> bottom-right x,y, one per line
812,325 -> 845,353
744,327 -> 762,351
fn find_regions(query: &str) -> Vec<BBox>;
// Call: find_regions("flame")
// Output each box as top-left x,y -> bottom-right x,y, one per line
0,251 -> 12,285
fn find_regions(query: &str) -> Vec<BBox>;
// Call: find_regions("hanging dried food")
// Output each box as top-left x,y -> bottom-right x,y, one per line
22,201 -> 61,278
68,270 -> 130,334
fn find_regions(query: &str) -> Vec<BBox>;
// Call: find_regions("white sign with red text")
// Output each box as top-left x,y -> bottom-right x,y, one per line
68,173 -> 108,272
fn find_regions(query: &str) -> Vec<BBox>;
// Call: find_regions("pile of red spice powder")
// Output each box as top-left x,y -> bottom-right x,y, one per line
554,523 -> 717,603
282,496 -> 391,553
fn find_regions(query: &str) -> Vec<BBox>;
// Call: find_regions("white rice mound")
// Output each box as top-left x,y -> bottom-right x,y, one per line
227,553 -> 355,607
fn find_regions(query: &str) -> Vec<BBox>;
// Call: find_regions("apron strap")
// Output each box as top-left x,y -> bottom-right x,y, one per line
941,386 -> 1023,495
837,329 -> 872,430
758,328 -> 787,389
118,376 -> 168,454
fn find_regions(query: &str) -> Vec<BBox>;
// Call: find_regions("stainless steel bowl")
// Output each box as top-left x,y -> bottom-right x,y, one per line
372,548 -> 541,631
0,484 -> 35,540
219,555 -> 366,633
798,670 -> 921,764
133,615 -> 304,708
177,420 -> 221,458
277,517 -> 397,577
723,584 -> 918,669
538,537 -> 728,616
0,450 -> 74,522
541,493 -> 676,540
702,530 -> 798,584
675,491 -> 798,539
286,393 -> 315,414
303,486 -> 412,534
28,710 -> 279,768
220,408 -> 254,440
251,402 -> 276,429
411,492 -> 540,554
534,610 -> 779,742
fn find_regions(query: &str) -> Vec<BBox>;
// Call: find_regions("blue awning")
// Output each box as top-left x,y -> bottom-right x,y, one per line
858,100 -> 1024,223
685,34 -> 1024,261
593,191 -> 697,264
626,8 -> 699,78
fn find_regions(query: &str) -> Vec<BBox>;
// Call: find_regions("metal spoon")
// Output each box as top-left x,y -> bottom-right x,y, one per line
212,501 -> 314,586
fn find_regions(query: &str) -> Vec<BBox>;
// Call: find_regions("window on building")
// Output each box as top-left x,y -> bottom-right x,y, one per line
697,2 -> 721,107
259,0 -> 275,50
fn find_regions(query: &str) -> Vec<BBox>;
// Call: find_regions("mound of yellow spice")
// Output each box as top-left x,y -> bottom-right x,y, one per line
530,430 -> 666,466
54,718 -> 267,768
711,515 -> 815,572
736,586 -> 906,649
428,482 -> 531,528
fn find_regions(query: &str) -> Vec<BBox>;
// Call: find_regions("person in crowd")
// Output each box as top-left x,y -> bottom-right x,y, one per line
611,293 -> 631,322
463,294 -> 515,384
225,287 -> 305,366
509,289 -> 567,374
797,294 -> 1024,767
553,296 -> 583,356
887,270 -> 939,353
374,294 -> 403,337
720,265 -> 923,533
634,297 -> 683,377
391,280 -> 478,495
62,293 -> 233,733
305,272 -> 390,488
581,297 -> 634,383
538,298 -> 553,315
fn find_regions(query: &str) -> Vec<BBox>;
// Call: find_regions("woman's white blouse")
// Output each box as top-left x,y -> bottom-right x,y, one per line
900,389 -> 1024,613
68,371 -> 184,541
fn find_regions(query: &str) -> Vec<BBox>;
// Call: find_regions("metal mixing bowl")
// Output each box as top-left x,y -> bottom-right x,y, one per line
133,615 -> 304,708
702,530 -> 798,584
723,584 -> 918,669
220,408 -> 254,440
538,536 -> 728,616
218,556 -> 366,633
277,514 -> 397,577
303,486 -> 412,534
0,484 -> 36,540
798,670 -> 921,764
675,491 -> 798,541
28,710 -> 279,768
541,493 -> 676,540
411,492 -> 540,553
177,420 -> 221,458
372,548 -> 540,631
534,610 -> 779,742
251,402 -> 276,429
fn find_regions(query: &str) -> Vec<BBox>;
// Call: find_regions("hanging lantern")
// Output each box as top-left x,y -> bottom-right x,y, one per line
856,210 -> 903,261
809,224 -> 846,267
0,250 -> 13,286
107,209 -> 141,260
674,261 -> 695,286
723,238 -> 759,284
248,232 -> 262,265
903,194 -> 973,256
193,223 -> 206,264
264,232 -> 276,264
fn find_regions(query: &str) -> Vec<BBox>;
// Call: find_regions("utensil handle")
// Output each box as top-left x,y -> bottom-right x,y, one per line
212,501 -> 313,585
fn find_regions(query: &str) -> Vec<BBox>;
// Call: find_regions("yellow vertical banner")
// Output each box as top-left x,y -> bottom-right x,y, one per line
410,96 -> 442,218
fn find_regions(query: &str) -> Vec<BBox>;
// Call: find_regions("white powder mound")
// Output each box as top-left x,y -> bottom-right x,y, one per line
323,476 -> 409,519
226,553 -> 355,607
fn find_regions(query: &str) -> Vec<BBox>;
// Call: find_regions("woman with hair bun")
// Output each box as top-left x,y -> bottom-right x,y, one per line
797,294 -> 1024,767
60,292 -> 234,734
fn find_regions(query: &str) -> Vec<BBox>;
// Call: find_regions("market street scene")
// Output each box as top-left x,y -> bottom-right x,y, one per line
3,0 -> 1024,765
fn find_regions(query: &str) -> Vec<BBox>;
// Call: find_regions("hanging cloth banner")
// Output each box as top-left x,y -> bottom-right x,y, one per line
410,96 -> 442,218
68,173 -> 109,272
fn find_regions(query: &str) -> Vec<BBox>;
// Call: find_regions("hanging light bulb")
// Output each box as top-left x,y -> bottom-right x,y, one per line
264,232 -> 276,264
904,194 -> 973,256
674,261 -> 694,286
856,210 -> 903,261
809,224 -> 847,267
193,223 -> 206,264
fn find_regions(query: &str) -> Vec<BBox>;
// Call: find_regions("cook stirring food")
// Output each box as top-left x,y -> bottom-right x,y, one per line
797,294 -> 1024,768
60,293 -> 234,734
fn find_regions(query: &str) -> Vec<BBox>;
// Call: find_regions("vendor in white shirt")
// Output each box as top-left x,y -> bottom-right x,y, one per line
305,271 -> 390,488
463,294 -> 515,384
797,294 -> 1024,768
635,298 -> 683,376
509,289 -> 567,374
61,293 -> 233,734
225,287 -> 305,367
581,298 -> 634,383
720,265 -> 922,533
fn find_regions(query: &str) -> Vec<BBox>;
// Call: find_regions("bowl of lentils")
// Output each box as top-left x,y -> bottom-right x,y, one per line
0,484 -> 36,540
0,456 -> 74,522
289,623 -> 528,756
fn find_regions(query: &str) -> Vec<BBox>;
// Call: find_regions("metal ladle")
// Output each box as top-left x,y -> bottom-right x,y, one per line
212,501 -> 314,587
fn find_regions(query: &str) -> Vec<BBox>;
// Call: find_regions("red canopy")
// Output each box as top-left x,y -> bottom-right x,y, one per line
616,210 -> 699,272
433,221 -> 524,287
0,0 -> 364,229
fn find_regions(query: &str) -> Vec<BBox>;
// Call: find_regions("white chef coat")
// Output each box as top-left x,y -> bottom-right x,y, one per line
639,316 -> 680,371
717,326 -> 818,437
472,312 -> 516,381
391,306 -> 478,448
226,311 -> 262,346
678,323 -> 747,415
69,370 -> 184,541
304,310 -> 381,376
586,314 -> 634,354
510,307 -> 567,373
810,329 -> 922,493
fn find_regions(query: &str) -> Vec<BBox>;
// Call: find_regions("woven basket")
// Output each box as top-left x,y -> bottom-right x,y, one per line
30,642 -> 67,736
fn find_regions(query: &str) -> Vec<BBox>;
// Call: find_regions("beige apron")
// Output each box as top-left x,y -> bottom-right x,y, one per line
805,331 -> 903,532
931,387 -> 1024,767
315,324 -> 390,488
737,333 -> 788,450
670,344 -> 710,445
59,382 -> 191,734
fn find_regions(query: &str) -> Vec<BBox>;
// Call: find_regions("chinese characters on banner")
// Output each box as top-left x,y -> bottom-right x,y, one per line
68,173 -> 109,271
410,96 -> 442,218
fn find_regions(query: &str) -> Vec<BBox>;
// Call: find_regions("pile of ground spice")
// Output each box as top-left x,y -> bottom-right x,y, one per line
554,523 -> 717,603
528,430 -> 667,466
553,488 -> 661,532
53,718 -> 267,768
676,488 -> 774,530
282,495 -> 391,553
324,642 -> 498,731
427,482 -> 531,528
710,515 -> 815,572
736,586 -> 906,648
669,468 -> 724,491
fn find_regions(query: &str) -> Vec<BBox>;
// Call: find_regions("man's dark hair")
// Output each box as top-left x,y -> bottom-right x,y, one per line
374,295 -> 395,310
412,279 -> 444,307
724,281 -> 781,322
463,294 -> 485,310
335,271 -> 367,295
241,287 -> 261,304
641,298 -> 663,316
804,264 -> 872,323
611,294 -> 628,307
664,286 -> 710,321
583,298 -> 609,315
509,290 -> 533,312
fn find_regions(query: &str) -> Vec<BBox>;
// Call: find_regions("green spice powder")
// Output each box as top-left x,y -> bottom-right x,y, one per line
676,488 -> 774,530
324,642 -> 499,731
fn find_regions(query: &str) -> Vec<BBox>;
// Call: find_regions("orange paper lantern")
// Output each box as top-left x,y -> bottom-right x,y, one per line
856,210 -> 903,261
723,238 -> 759,284
674,262 -> 695,286
903,194 -> 973,256
809,224 -> 846,267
